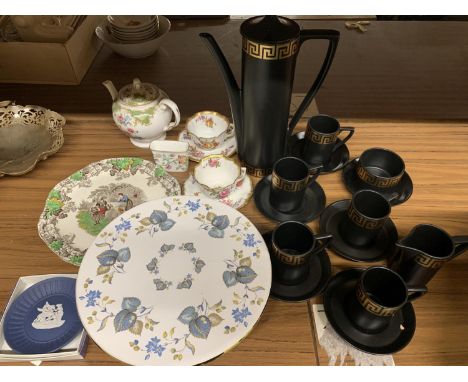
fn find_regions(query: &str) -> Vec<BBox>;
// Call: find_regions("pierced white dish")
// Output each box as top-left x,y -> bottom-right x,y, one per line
76,196 -> 271,365
178,129 -> 237,162
183,174 -> 253,210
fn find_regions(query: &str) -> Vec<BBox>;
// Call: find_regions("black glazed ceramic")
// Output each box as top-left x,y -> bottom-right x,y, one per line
345,267 -> 426,334
254,175 -> 326,223
323,268 -> 417,355
389,224 -> 468,288
339,189 -> 391,248
319,200 -> 398,262
200,17 -> 340,176
263,232 -> 331,302
302,115 -> 354,167
289,131 -> 349,173
270,221 -> 332,285
342,158 -> 413,206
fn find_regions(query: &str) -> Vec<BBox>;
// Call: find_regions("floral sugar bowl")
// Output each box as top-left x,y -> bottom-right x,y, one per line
150,140 -> 189,172
103,78 -> 181,148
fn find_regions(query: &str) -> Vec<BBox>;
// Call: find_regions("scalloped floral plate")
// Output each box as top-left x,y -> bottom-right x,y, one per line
76,196 -> 271,365
37,158 -> 181,266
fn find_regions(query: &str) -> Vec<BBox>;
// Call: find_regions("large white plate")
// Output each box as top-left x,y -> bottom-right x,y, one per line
38,158 -> 180,266
76,196 -> 271,365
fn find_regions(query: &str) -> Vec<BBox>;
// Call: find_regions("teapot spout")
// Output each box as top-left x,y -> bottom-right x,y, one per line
102,80 -> 119,102
199,33 -> 242,151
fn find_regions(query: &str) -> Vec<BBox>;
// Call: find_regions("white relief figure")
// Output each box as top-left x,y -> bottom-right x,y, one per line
32,301 -> 66,329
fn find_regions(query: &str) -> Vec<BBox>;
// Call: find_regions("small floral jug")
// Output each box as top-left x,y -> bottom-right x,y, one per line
103,78 -> 180,148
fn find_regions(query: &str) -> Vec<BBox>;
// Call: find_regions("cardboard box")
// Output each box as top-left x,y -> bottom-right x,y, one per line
0,16 -> 104,85
0,274 -> 88,364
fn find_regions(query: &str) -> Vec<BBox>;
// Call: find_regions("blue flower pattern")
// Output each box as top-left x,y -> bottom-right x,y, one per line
145,337 -> 166,358
232,307 -> 252,326
82,290 -> 101,307
185,199 -> 201,212
115,218 -> 132,233
243,233 -> 260,247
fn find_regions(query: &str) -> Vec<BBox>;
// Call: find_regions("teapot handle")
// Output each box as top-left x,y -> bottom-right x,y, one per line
288,30 -> 340,136
160,99 -> 181,131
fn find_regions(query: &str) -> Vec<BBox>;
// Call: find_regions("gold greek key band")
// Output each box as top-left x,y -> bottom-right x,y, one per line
356,285 -> 395,317
271,171 -> 308,192
243,162 -> 272,177
305,128 -> 337,145
347,204 -> 385,230
414,254 -> 446,269
356,165 -> 402,188
243,38 -> 299,60
272,242 -> 306,266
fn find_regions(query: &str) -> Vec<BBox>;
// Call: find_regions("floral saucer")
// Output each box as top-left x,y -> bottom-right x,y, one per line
183,174 -> 253,209
37,158 -> 180,266
178,129 -> 237,162
76,196 -> 271,365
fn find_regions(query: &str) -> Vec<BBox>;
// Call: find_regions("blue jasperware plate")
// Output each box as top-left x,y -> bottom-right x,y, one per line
3,277 -> 82,354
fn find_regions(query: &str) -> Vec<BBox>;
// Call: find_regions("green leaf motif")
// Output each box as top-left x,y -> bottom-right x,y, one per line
154,166 -> 166,177
98,315 -> 110,332
129,320 -> 143,336
49,240 -> 63,251
97,265 -> 111,275
77,210 -> 110,236
185,338 -> 195,355
70,171 -> 84,181
208,313 -> 223,327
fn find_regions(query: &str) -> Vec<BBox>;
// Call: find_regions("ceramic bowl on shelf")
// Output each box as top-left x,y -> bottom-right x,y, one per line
95,16 -> 170,59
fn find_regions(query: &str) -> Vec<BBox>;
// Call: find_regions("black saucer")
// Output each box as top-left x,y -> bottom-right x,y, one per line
254,175 -> 326,223
342,158 -> 413,206
289,131 -> 349,174
323,268 -> 416,355
263,232 -> 331,302
319,200 -> 398,262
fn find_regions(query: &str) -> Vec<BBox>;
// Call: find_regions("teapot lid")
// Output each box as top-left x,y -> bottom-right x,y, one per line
118,78 -> 160,106
240,15 -> 300,43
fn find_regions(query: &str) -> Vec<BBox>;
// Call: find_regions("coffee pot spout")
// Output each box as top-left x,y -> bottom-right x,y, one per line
199,33 -> 242,148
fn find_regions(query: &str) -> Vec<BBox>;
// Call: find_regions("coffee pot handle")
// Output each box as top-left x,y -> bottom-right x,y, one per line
452,236 -> 468,258
288,29 -> 340,136
407,286 -> 428,303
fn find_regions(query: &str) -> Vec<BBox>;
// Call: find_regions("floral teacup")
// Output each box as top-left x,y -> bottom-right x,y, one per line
186,111 -> 235,151
193,155 -> 247,199
150,140 -> 189,172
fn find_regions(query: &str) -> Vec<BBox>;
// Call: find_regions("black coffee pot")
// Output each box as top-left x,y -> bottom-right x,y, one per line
200,16 -> 339,177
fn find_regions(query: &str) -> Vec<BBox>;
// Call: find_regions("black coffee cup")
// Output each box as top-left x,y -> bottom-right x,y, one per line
356,148 -> 405,189
303,115 -> 354,166
271,221 -> 332,285
389,224 -> 468,288
339,189 -> 391,248
270,156 -> 321,213
346,266 -> 427,334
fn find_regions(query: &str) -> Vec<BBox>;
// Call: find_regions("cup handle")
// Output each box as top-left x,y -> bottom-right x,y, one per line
225,123 -> 235,139
452,236 -> 468,258
407,286 -> 428,303
237,167 -> 247,182
312,233 -> 333,255
159,98 -> 181,131
307,164 -> 323,184
332,127 -> 355,153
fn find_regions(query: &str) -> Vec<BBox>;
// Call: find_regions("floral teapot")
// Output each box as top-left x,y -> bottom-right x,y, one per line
103,78 -> 180,148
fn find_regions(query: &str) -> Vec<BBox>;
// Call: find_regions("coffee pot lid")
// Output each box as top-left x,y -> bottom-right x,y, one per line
118,78 -> 160,106
240,15 -> 300,43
